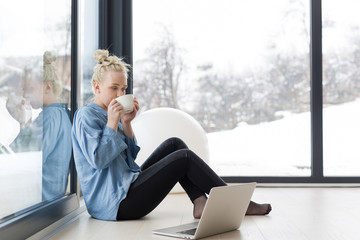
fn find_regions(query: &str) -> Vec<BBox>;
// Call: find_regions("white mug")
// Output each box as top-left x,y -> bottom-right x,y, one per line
115,94 -> 134,113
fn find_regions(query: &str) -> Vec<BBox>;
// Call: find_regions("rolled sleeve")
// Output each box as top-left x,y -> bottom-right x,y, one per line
75,111 -> 128,170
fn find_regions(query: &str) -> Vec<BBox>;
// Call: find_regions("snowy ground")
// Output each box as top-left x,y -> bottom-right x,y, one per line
208,99 -> 360,177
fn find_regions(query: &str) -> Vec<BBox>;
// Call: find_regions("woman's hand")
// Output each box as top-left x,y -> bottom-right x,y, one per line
121,97 -> 139,139
121,97 -> 139,124
106,97 -> 140,135
106,99 -> 123,132
6,93 -> 32,127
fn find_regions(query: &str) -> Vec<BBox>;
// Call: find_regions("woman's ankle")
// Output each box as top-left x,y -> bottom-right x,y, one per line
193,195 -> 207,219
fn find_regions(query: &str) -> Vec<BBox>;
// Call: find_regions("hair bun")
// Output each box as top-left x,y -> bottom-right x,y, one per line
43,51 -> 57,64
94,49 -> 109,64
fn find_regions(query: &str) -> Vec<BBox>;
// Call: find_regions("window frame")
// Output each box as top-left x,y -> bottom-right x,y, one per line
223,0 -> 359,184
0,0 -> 81,238
99,0 -> 133,93
129,0 -> 360,184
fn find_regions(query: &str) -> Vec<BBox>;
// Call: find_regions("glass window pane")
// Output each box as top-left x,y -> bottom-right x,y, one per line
80,0 -> 99,106
0,0 -> 72,219
323,0 -> 360,176
133,0 -> 310,176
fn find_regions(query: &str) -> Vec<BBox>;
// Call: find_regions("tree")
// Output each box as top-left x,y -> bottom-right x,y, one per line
134,26 -> 185,111
193,64 -> 254,131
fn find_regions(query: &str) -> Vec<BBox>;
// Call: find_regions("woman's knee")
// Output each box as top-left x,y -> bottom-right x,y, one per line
166,137 -> 188,149
173,149 -> 204,165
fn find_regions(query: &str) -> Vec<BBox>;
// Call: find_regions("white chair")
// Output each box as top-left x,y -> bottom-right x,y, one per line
132,107 -> 209,193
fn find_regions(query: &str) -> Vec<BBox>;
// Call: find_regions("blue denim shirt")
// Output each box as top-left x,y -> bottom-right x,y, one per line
72,103 -> 141,221
41,103 -> 72,201
10,103 -> 72,201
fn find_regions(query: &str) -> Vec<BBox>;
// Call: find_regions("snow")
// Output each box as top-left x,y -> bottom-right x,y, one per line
208,99 -> 360,177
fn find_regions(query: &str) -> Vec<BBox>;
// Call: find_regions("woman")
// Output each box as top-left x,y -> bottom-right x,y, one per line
8,51 -> 72,201
72,49 -> 271,221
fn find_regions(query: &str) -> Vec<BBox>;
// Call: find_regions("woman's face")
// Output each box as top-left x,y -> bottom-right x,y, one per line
23,79 -> 44,109
94,71 -> 127,110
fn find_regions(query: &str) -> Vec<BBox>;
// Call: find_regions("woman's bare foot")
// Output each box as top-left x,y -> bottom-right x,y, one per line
245,201 -> 272,215
193,195 -> 207,219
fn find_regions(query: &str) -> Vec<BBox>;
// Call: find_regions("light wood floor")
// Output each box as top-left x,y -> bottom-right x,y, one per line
46,187 -> 360,240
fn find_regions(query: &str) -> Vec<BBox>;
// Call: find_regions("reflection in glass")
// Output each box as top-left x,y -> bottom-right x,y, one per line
8,51 -> 72,200
0,0 -> 72,219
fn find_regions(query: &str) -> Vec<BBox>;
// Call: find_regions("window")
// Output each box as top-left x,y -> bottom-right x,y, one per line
80,0 -> 99,106
0,0 -> 79,238
133,0 -> 311,176
323,0 -> 360,176
0,0 -> 72,219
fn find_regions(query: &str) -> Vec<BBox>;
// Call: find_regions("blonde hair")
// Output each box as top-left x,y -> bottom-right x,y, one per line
43,51 -> 63,97
91,49 -> 130,94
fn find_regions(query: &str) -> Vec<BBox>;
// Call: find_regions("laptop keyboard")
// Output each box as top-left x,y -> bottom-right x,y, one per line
177,228 -> 197,235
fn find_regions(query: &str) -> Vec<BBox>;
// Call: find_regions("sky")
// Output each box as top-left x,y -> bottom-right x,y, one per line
0,0 -> 70,57
1,0 -> 359,61
133,0 -> 360,73
134,0 -> 299,72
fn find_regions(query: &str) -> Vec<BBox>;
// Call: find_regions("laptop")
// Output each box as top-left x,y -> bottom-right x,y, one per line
152,182 -> 256,239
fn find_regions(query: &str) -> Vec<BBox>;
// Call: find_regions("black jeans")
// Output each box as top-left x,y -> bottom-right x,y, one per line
116,137 -> 226,220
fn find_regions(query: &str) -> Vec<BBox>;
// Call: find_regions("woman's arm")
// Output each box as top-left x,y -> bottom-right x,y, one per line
73,108 -> 127,170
